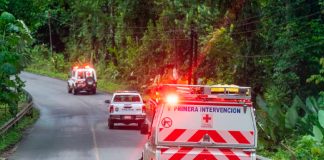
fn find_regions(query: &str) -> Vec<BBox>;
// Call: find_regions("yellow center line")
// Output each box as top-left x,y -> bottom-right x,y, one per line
91,125 -> 100,160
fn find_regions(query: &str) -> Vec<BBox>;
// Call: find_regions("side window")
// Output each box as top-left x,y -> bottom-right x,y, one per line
113,95 -> 121,102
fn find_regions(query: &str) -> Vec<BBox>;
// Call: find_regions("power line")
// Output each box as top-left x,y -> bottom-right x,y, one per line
233,0 -> 320,28
230,11 -> 321,35
231,41 -> 324,59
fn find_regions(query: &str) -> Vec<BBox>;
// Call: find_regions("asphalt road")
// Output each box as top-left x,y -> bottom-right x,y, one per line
9,72 -> 146,160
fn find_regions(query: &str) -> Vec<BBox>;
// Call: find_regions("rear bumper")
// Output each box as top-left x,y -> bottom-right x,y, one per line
75,84 -> 96,91
150,147 -> 256,160
109,115 -> 146,123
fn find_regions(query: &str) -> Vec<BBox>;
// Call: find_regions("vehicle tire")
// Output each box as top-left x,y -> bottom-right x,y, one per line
73,87 -> 78,95
138,153 -> 143,160
93,88 -> 96,94
140,123 -> 148,134
68,85 -> 72,93
138,122 -> 142,129
108,119 -> 114,129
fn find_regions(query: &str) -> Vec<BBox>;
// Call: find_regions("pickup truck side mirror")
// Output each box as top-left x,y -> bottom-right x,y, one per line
140,124 -> 149,135
105,100 -> 110,103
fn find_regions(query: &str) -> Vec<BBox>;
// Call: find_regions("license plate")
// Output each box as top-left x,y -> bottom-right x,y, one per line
124,116 -> 132,119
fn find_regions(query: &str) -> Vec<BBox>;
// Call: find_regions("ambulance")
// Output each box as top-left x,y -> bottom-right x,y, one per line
140,84 -> 257,160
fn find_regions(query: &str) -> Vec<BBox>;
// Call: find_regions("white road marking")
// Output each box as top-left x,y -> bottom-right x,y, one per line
91,125 -> 100,160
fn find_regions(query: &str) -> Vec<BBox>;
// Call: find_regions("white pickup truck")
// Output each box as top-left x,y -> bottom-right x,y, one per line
106,91 -> 146,129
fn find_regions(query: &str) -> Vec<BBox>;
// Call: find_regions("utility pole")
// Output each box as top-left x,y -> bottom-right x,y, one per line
188,25 -> 194,85
48,11 -> 53,57
193,28 -> 198,85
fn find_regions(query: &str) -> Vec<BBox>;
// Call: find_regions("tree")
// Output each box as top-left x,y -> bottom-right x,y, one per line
0,11 -> 32,115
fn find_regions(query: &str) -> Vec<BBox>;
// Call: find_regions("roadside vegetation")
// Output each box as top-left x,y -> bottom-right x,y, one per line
0,108 -> 39,155
1,0 -> 323,159
0,9 -> 39,157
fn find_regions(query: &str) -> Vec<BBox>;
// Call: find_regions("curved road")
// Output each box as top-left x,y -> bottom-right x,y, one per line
10,72 -> 146,160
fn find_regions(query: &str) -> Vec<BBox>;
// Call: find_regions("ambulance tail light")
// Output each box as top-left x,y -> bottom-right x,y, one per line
109,105 -> 114,113
166,94 -> 178,105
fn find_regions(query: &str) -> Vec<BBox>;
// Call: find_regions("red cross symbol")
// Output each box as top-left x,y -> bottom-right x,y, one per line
203,114 -> 212,123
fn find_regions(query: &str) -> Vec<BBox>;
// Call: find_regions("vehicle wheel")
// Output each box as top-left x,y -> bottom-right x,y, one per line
138,122 -> 142,129
139,153 -> 143,160
73,87 -> 78,95
140,123 -> 149,134
68,85 -> 72,93
108,120 -> 114,129
92,88 -> 96,94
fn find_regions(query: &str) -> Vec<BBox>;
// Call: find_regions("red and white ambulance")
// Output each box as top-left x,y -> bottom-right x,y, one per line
140,84 -> 257,160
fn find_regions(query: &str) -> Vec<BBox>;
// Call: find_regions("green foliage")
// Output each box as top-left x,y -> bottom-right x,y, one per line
307,58 -> 324,84
256,94 -> 324,145
294,135 -> 324,160
197,27 -> 238,84
0,11 -> 32,116
319,110 -> 324,128
5,0 -> 324,158
313,126 -> 323,143
0,108 -> 39,153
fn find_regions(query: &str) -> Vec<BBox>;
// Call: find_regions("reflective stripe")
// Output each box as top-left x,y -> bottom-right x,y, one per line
164,129 -> 186,141
160,147 -> 253,160
159,128 -> 254,145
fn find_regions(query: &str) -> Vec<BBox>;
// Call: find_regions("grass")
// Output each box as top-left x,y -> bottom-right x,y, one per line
0,108 -> 39,154
0,94 -> 29,127
25,67 -> 67,80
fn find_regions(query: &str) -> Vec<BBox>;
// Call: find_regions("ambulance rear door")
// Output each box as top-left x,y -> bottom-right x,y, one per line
156,101 -> 257,148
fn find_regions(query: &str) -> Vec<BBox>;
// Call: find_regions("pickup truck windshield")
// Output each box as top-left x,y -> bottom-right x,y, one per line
113,95 -> 141,102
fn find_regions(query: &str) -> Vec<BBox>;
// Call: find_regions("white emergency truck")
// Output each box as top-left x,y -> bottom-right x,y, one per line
140,84 -> 257,160
67,65 -> 97,95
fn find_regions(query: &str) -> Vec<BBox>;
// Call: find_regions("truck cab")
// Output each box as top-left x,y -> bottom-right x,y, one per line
141,84 -> 257,160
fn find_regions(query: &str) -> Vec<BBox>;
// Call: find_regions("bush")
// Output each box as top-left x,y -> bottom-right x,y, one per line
294,135 -> 324,160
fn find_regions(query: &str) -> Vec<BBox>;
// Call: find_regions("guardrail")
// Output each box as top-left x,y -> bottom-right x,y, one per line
257,155 -> 271,160
0,90 -> 33,136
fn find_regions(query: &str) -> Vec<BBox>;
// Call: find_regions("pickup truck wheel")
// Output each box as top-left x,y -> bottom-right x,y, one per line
108,120 -> 114,129
67,85 -> 72,93
92,88 -> 96,94
73,87 -> 78,95
138,122 -> 142,129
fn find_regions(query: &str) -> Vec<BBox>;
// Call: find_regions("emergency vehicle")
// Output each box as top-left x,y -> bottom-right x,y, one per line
140,84 -> 257,160
106,91 -> 146,129
67,65 -> 97,95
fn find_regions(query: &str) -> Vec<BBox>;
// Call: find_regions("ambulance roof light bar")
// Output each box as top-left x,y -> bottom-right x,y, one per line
166,94 -> 179,105
159,84 -> 251,100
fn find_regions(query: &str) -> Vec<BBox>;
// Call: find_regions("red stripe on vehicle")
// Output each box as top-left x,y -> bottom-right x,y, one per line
164,129 -> 186,141
219,149 -> 240,160
208,130 -> 227,143
243,151 -> 251,157
169,147 -> 193,160
160,148 -> 168,154
193,148 -> 217,160
160,128 -> 164,132
188,130 -> 226,143
229,131 -> 250,144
